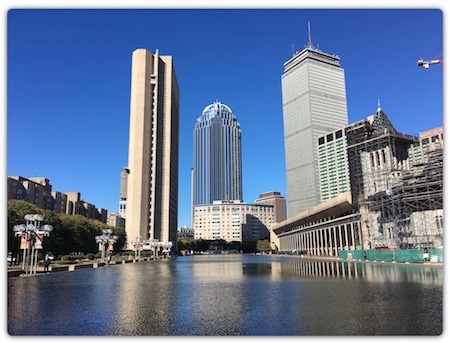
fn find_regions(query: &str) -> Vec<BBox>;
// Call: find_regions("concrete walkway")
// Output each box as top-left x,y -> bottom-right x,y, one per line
7,256 -> 170,278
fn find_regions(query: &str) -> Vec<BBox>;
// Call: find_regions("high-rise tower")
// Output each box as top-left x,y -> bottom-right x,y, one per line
118,167 -> 129,219
125,48 -> 179,251
193,101 -> 242,205
281,23 -> 349,216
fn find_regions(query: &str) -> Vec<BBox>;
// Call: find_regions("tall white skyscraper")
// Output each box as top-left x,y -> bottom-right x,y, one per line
281,24 -> 349,216
193,101 -> 242,205
125,48 -> 179,250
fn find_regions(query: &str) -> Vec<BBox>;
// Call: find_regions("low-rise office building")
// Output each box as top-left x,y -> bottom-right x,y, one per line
193,200 -> 275,242
255,191 -> 287,223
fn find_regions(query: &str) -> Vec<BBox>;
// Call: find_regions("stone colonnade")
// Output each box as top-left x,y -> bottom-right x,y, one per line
278,216 -> 361,257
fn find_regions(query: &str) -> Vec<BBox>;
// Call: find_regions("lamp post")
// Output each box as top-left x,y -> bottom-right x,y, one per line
157,241 -> 163,258
148,240 -> 154,259
95,229 -> 118,264
161,241 -> 173,258
13,224 -> 27,270
148,240 -> 158,259
146,240 -> 173,259
13,214 -> 53,275
132,236 -> 144,261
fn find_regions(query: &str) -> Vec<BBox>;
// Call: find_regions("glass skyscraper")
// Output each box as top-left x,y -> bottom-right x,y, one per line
281,29 -> 349,217
193,101 -> 242,205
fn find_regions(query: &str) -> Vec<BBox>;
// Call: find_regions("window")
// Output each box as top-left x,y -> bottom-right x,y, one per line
327,133 -> 333,142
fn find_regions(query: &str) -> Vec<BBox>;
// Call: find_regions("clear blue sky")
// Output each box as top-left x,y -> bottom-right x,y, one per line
6,6 -> 444,228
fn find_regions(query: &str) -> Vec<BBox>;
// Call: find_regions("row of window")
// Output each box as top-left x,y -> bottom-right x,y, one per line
195,206 -> 273,213
318,129 -> 344,145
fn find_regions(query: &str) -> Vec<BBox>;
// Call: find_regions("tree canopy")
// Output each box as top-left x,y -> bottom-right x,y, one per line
7,200 -> 126,258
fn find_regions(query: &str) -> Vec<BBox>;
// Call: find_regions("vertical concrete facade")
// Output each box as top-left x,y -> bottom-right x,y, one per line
125,48 -> 179,251
255,191 -> 287,223
118,167 -> 129,219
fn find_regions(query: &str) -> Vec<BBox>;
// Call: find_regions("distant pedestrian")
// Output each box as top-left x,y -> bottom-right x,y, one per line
44,254 -> 51,273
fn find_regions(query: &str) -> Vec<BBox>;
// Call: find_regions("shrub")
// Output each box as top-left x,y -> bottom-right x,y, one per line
61,255 -> 85,261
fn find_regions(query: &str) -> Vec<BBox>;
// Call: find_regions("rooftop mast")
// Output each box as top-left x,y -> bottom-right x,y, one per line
307,21 -> 312,48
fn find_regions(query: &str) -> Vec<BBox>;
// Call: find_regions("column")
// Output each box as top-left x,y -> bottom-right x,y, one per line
333,226 -> 338,256
342,224 -> 350,249
349,223 -> 355,250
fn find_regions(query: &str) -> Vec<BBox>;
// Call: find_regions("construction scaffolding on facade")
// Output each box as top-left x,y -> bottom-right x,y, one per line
366,138 -> 443,249
346,110 -> 444,250
345,108 -> 421,249
270,105 -> 443,259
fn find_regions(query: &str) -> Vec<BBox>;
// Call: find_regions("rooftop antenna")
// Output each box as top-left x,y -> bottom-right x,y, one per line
307,21 -> 312,48
292,43 -> 295,55
377,99 -> 382,113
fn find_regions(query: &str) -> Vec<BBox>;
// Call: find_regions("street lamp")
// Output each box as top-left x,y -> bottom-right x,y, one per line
13,214 -> 53,275
146,240 -> 172,259
161,241 -> 173,258
13,224 -> 26,270
147,240 -> 158,259
95,229 -> 118,264
131,236 -> 144,261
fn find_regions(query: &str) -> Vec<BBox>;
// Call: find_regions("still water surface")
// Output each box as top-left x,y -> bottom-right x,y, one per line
8,254 -> 443,336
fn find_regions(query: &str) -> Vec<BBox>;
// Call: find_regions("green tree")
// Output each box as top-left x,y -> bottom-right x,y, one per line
241,240 -> 257,253
193,238 -> 210,252
178,238 -> 194,251
256,239 -> 272,252
7,200 -> 127,258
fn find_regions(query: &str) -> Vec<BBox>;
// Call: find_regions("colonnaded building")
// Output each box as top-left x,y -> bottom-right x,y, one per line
270,105 -> 443,255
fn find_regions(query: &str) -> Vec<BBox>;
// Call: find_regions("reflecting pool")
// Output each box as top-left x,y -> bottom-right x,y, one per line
7,254 -> 443,336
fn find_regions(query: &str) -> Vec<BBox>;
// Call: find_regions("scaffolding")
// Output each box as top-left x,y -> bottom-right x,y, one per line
367,143 -> 443,248
345,109 -> 419,249
271,107 -> 443,255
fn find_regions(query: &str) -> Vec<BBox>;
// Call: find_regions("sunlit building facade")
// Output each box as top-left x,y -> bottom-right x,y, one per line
193,101 -> 242,205
318,128 -> 350,202
193,200 -> 274,242
125,48 -> 179,251
281,31 -> 348,216
255,191 -> 287,223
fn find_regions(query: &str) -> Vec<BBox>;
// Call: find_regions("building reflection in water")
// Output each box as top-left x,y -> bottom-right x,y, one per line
113,261 -> 176,335
275,259 -> 443,285
185,255 -> 246,335
8,255 -> 443,336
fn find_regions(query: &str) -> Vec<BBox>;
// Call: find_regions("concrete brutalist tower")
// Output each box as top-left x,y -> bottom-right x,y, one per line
125,48 -> 180,251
